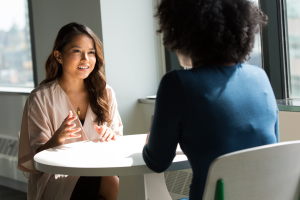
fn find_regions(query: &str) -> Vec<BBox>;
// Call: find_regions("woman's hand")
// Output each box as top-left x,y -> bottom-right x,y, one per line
145,131 -> 150,146
53,111 -> 81,143
94,124 -> 117,142
37,111 -> 81,153
145,115 -> 153,146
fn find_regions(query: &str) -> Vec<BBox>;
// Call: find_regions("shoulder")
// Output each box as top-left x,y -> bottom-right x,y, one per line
157,70 -> 184,100
30,79 -> 58,96
241,63 -> 267,76
106,84 -> 115,96
160,70 -> 182,87
105,84 -> 117,104
240,63 -> 270,83
27,80 -> 58,109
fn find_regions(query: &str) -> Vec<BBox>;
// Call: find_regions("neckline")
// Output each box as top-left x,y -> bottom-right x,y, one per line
55,78 -> 90,127
193,62 -> 240,69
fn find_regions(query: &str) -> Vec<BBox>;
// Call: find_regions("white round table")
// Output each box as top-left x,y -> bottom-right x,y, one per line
34,134 -> 190,200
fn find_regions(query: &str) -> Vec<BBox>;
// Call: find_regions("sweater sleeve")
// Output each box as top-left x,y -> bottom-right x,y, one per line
143,71 -> 186,173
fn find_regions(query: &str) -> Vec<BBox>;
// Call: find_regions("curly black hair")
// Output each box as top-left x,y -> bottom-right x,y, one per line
156,0 -> 268,64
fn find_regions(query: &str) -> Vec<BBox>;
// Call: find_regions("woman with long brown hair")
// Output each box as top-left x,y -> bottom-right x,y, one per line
18,22 -> 122,200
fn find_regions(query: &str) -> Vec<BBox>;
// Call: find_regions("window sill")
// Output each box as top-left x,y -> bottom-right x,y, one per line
277,99 -> 300,112
0,87 -> 33,94
138,99 -> 155,104
139,98 -> 300,112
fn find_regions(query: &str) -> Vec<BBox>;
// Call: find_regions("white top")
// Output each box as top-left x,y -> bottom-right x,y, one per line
34,134 -> 190,176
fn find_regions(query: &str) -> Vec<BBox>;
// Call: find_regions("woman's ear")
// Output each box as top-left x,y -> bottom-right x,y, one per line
176,50 -> 193,68
54,50 -> 63,64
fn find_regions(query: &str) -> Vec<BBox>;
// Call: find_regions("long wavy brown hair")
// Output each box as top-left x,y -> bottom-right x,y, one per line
39,22 -> 111,125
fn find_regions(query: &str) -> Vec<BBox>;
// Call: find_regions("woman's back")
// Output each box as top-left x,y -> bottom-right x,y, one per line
143,63 -> 278,199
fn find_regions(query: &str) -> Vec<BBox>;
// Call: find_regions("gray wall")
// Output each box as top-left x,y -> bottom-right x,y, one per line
0,93 -> 28,136
31,0 -> 103,84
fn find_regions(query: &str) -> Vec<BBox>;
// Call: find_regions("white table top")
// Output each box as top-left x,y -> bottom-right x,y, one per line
34,134 -> 190,176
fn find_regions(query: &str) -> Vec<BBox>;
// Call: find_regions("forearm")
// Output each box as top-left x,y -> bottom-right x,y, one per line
144,132 -> 150,147
36,135 -> 64,153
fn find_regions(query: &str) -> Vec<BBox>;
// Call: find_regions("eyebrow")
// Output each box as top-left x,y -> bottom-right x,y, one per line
71,46 -> 95,50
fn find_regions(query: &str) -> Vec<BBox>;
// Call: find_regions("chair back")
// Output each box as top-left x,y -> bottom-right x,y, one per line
202,141 -> 300,200
18,131 -> 30,180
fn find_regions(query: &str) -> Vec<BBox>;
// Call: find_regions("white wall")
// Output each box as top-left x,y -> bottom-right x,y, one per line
279,111 -> 300,142
100,0 -> 163,134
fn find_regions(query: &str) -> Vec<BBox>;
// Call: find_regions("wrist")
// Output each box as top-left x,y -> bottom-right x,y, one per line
51,134 -> 65,146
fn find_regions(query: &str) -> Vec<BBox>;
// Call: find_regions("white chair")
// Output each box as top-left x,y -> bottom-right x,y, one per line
17,131 -> 30,180
202,141 -> 300,200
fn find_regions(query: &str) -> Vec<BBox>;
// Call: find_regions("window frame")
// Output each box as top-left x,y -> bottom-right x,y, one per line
0,0 -> 37,94
260,0 -> 290,99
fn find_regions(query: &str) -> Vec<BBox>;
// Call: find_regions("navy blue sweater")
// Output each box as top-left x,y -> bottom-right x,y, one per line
143,63 -> 279,200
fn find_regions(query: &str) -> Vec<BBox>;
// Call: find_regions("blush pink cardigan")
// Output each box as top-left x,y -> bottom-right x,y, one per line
18,79 -> 123,200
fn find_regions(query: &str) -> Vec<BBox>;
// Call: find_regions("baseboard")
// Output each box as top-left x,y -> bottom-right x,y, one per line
0,175 -> 28,193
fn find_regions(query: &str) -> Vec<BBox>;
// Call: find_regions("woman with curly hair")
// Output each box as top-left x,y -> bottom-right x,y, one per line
18,23 -> 122,200
143,0 -> 278,199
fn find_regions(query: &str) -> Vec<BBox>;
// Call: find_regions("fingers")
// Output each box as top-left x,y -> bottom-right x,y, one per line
94,125 -> 116,142
65,110 -> 73,121
94,124 -> 100,133
67,127 -> 82,137
94,125 -> 106,137
102,128 -> 110,141
106,131 -> 114,141
103,128 -> 115,142
66,123 -> 76,130
65,116 -> 77,125
69,133 -> 81,138
111,134 -> 117,140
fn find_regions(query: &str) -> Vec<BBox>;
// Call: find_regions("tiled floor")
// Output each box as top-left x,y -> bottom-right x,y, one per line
0,185 -> 27,200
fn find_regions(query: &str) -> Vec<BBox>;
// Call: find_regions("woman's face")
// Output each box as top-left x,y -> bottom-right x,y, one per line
55,34 -> 96,80
176,50 -> 193,68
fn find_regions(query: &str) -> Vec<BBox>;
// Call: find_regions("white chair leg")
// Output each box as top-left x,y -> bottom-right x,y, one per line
118,173 -> 172,200
144,173 -> 172,200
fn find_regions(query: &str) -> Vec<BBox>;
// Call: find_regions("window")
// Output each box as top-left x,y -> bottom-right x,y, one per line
286,0 -> 300,97
245,0 -> 263,68
0,0 -> 35,93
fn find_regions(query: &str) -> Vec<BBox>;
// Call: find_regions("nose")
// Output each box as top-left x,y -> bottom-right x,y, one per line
81,52 -> 89,62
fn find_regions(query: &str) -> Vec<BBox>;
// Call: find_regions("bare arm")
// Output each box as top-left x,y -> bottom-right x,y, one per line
144,115 -> 154,146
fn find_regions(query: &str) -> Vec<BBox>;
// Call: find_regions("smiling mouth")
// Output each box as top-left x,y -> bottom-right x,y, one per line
78,66 -> 89,69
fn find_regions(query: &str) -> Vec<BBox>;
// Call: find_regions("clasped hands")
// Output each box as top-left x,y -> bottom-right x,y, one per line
54,111 -> 117,142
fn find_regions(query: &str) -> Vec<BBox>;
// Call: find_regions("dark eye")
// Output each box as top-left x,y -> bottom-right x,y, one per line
89,51 -> 95,54
73,50 -> 80,53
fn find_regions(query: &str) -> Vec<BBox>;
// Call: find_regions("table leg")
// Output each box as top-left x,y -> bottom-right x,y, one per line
118,173 -> 172,200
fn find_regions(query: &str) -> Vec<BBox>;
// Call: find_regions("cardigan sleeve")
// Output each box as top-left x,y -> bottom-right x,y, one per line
143,71 -> 186,173
18,93 -> 52,173
107,86 -> 123,136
